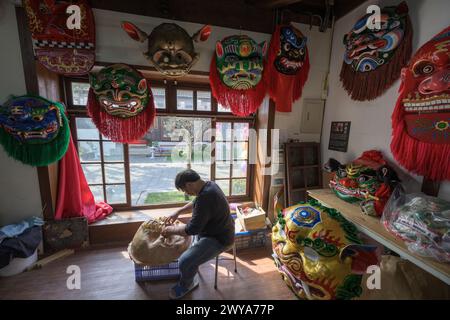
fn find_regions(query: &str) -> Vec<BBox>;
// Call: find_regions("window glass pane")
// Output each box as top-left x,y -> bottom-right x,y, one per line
152,87 -> 166,109
218,103 -> 231,113
130,116 -> 211,206
192,142 -> 211,164
216,122 -> 231,141
233,142 -> 248,160
106,184 -> 126,204
177,90 -> 194,110
232,179 -> 247,195
71,82 -> 89,106
78,141 -> 101,162
105,164 -> 125,184
216,142 -> 231,161
191,164 -> 211,180
103,142 -> 124,162
76,118 -> 99,140
81,164 -> 103,184
215,164 -> 230,178
90,185 -> 104,202
232,161 -> 247,178
197,91 -> 211,111
216,180 -> 230,196
233,123 -> 249,141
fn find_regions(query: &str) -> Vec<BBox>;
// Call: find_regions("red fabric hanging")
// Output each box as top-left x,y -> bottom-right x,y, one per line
55,135 -> 113,224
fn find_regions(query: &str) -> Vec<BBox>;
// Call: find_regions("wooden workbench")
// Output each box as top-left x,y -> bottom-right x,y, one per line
307,188 -> 450,285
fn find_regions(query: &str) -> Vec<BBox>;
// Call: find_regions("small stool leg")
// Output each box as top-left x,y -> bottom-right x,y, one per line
214,255 -> 219,289
233,243 -> 237,273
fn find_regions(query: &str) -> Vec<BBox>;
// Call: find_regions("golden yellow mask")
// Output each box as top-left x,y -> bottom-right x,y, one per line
272,199 -> 379,300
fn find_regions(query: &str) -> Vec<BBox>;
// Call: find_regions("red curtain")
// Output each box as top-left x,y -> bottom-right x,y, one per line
55,135 -> 112,224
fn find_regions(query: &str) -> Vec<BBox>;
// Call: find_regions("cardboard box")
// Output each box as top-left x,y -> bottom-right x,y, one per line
236,203 -> 266,231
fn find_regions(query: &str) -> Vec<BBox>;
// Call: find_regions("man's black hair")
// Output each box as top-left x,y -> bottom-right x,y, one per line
175,169 -> 201,190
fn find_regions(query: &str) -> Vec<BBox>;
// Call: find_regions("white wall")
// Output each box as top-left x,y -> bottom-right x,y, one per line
274,24 -> 332,143
320,0 -> 450,200
0,1 -> 42,226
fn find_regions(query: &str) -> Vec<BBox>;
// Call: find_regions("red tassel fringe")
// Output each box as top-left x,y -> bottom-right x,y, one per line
391,85 -> 450,181
209,57 -> 267,117
340,16 -> 413,101
87,87 -> 156,143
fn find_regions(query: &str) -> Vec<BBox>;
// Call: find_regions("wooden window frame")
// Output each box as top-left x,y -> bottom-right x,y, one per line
62,69 -> 255,210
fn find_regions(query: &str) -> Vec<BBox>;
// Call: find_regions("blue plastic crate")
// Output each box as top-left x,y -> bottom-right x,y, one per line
134,260 -> 180,282
232,213 -> 268,250
235,229 -> 268,250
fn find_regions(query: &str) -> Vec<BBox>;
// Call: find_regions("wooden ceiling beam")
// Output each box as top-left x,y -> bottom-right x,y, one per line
90,0 -> 325,34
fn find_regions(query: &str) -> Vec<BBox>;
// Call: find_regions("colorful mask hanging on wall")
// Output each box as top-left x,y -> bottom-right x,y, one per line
340,2 -> 412,101
87,64 -> 156,143
23,0 -> 96,76
266,24 -> 310,112
325,150 -> 399,217
122,22 -> 211,77
210,35 -> 267,116
272,199 -> 379,300
391,26 -> 450,181
0,95 -> 70,166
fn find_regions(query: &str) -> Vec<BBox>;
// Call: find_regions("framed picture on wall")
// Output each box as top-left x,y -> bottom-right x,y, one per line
328,121 -> 351,152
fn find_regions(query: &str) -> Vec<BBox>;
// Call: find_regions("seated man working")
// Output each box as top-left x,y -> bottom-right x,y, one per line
162,169 -> 235,300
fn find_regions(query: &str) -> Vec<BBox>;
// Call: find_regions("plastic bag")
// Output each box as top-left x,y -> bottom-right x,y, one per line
381,186 -> 450,263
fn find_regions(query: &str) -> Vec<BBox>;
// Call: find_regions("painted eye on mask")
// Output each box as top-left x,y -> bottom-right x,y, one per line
413,60 -> 435,76
304,247 -> 319,262
337,169 -> 347,178
357,175 -> 371,184
284,43 -> 291,51
33,115 -> 44,121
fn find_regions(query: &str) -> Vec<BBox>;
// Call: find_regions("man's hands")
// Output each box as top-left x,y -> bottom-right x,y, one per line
165,211 -> 180,225
161,224 -> 186,237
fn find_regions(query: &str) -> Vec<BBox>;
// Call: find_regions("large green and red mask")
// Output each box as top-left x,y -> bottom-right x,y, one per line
0,95 -> 70,166
272,200 -> 379,300
326,151 -> 399,217
266,24 -> 310,112
23,0 -> 95,76
340,2 -> 412,101
210,35 -> 267,116
88,64 -> 155,143
391,26 -> 450,181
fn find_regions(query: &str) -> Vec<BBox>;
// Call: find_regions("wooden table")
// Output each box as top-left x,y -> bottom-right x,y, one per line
307,188 -> 450,285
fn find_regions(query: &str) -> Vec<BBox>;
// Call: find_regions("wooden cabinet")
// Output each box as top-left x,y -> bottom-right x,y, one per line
284,142 -> 322,206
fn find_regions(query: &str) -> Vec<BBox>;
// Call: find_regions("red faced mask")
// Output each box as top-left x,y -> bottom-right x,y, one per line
391,26 -> 450,181
23,0 -> 95,76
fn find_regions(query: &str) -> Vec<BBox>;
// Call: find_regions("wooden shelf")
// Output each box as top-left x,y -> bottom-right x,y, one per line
307,188 -> 450,285
284,142 -> 321,207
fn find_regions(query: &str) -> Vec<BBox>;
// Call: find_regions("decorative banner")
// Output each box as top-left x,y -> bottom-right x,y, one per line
87,63 -> 156,143
0,95 -> 70,166
391,26 -> 450,181
326,150 -> 400,217
266,24 -> 310,112
328,121 -> 351,152
340,2 -> 412,101
210,35 -> 267,116
122,22 -> 211,77
23,0 -> 96,76
272,199 -> 379,300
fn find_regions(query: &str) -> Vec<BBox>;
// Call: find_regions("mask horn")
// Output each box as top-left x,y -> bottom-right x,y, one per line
121,21 -> 148,43
193,25 -> 212,42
